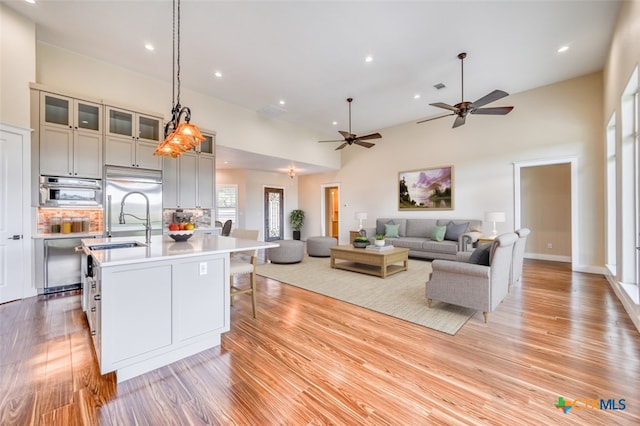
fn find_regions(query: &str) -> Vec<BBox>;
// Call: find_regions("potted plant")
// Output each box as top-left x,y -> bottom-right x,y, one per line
375,233 -> 386,247
353,235 -> 369,248
290,209 -> 305,240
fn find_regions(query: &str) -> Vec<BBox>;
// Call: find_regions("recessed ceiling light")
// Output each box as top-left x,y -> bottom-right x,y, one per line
365,55 -> 373,63
414,94 -> 421,99
332,121 -> 338,126
144,43 -> 154,51
24,0 -> 36,4
214,71 -> 223,78
279,100 -> 286,105
557,45 -> 569,53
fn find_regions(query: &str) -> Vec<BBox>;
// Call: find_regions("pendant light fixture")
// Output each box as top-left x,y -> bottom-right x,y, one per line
154,0 -> 204,158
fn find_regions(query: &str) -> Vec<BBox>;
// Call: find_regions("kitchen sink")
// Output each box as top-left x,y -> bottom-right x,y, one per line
88,241 -> 147,250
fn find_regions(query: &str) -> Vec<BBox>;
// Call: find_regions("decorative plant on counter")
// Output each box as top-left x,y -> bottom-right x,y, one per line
289,209 -> 305,240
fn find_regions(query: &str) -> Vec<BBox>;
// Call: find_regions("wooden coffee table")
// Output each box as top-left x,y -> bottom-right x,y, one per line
329,245 -> 409,278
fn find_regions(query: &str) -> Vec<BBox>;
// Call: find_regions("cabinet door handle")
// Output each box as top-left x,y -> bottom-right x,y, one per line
91,307 -> 96,312
91,330 -> 96,336
94,295 -> 101,301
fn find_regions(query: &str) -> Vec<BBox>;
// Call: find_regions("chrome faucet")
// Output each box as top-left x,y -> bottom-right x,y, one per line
119,191 -> 151,244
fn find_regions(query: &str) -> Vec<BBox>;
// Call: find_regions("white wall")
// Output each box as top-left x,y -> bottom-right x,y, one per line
300,72 -> 605,272
216,168 -> 298,240
35,42 -> 340,172
602,0 -> 640,331
0,4 -> 35,128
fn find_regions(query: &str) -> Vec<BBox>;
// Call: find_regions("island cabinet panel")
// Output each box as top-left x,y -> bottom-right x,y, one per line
101,263 -> 173,369
173,256 -> 228,341
88,249 -> 231,383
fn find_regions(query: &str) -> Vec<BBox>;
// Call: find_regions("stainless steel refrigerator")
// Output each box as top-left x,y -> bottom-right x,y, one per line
104,166 -> 163,238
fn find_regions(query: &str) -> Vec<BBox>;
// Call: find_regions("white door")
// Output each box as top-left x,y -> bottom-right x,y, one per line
0,124 -> 30,303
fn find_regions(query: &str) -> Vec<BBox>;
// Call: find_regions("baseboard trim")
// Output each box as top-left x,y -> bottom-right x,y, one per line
605,273 -> 640,333
525,253 -> 571,263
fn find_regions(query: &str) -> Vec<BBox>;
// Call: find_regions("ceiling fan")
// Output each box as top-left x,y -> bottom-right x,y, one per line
417,52 -> 514,128
319,98 -> 381,150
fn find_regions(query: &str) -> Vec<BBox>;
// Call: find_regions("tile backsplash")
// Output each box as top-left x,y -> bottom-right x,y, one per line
37,207 -> 103,235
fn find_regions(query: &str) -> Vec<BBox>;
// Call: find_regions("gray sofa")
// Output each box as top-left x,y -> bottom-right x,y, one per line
365,218 -> 482,260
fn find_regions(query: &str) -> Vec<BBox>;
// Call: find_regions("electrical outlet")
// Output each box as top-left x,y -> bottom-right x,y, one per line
199,262 -> 207,275
547,243 -> 553,249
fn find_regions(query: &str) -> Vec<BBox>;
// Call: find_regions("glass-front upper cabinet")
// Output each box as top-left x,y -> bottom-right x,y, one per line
105,106 -> 161,143
40,92 -> 101,133
197,133 -> 215,155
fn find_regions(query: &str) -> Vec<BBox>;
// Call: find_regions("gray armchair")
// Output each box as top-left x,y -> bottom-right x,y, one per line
426,232 -> 518,323
510,228 -> 530,291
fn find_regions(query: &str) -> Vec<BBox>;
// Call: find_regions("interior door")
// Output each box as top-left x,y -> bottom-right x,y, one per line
324,186 -> 339,238
264,187 -> 284,242
0,125 -> 28,303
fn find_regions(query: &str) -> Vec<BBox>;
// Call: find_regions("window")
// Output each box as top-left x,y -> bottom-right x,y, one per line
216,184 -> 238,226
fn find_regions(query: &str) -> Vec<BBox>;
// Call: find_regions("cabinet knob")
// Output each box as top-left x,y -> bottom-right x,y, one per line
91,330 -> 96,336
94,294 -> 101,301
91,307 -> 96,312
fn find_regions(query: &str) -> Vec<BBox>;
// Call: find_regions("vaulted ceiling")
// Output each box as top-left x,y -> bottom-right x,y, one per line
3,0 -> 621,172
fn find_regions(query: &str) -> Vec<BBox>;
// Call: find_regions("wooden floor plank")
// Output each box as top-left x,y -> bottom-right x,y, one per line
0,260 -> 639,425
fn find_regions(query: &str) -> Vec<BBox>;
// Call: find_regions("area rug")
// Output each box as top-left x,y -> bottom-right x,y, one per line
256,256 -> 475,335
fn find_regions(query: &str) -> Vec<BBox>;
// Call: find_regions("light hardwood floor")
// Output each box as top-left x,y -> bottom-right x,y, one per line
1,259 -> 639,425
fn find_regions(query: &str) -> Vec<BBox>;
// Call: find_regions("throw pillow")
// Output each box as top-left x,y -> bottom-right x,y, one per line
384,223 -> 400,238
468,243 -> 491,266
430,225 -> 447,242
444,221 -> 469,241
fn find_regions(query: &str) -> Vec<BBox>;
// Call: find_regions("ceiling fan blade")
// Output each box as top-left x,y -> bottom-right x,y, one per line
335,142 -> 348,150
354,140 -> 375,148
470,89 -> 509,108
471,106 -> 514,115
452,115 -> 466,128
355,132 -> 381,141
318,139 -> 344,143
430,102 -> 459,113
338,130 -> 353,139
417,113 -> 455,124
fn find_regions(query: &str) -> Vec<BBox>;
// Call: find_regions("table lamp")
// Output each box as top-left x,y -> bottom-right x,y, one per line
484,211 -> 506,238
355,212 -> 367,230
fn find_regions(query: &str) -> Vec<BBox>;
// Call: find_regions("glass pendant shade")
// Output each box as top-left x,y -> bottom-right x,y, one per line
175,121 -> 205,145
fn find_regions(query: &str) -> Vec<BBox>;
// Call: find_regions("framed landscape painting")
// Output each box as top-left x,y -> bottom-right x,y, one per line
398,165 -> 454,210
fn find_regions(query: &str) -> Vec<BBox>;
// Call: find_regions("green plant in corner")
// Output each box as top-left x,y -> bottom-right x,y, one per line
290,209 -> 305,240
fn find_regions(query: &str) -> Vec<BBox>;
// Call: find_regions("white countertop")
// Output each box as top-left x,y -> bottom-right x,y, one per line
83,234 -> 278,267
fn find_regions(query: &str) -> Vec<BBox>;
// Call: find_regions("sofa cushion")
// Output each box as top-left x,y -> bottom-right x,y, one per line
445,221 -> 469,241
405,219 -> 437,238
384,223 -> 400,238
391,237 -> 425,250
468,243 -> 491,266
430,225 -> 446,242
421,239 -> 458,254
376,219 -> 407,237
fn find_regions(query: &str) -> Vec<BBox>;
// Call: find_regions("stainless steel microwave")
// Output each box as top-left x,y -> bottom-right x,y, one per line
39,176 -> 103,207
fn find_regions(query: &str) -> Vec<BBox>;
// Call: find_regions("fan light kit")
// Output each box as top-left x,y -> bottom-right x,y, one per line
418,52 -> 514,128
318,98 -> 382,150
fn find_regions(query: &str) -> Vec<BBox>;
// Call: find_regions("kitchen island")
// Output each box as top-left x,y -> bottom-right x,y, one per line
82,233 -> 277,383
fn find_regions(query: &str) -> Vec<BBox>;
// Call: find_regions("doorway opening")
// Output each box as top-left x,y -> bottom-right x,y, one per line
321,184 -> 340,240
514,157 -> 577,270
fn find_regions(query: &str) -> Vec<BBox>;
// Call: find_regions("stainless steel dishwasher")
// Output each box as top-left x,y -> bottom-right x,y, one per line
39,237 -> 83,294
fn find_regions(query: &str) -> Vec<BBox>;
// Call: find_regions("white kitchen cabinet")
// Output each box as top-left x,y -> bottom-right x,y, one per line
162,132 -> 216,209
105,106 -> 162,170
88,251 -> 229,382
38,92 -> 103,178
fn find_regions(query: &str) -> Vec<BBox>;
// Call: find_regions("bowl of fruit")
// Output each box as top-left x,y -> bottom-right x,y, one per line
168,222 -> 195,242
